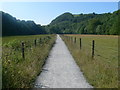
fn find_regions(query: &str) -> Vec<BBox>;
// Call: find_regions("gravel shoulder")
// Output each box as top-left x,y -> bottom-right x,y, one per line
34,35 -> 93,88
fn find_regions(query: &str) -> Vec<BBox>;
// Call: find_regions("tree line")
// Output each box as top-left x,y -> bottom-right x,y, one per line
1,10 -> 119,36
46,10 -> 119,35
1,11 -> 46,36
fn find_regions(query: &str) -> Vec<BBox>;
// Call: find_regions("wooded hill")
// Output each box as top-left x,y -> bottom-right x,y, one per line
46,10 -> 120,35
1,10 -> 120,36
1,11 -> 46,36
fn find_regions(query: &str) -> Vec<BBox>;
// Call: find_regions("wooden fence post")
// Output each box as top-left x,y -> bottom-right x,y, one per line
21,42 -> 25,59
74,37 -> 76,43
34,39 -> 37,47
92,40 -> 95,58
80,38 -> 82,49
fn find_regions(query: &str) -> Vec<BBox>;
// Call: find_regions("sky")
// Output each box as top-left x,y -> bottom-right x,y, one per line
0,1 -> 119,25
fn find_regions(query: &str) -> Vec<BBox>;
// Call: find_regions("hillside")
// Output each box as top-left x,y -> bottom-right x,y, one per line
46,10 -> 120,35
1,11 -> 47,36
1,10 -> 119,36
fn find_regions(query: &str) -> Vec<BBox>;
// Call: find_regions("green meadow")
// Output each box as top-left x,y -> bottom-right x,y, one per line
61,34 -> 118,88
2,34 -> 56,88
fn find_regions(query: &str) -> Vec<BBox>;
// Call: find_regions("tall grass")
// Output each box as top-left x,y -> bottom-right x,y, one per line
2,34 -> 56,88
61,34 -> 118,88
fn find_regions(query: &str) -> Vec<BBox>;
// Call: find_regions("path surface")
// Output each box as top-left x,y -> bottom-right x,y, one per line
34,35 -> 93,88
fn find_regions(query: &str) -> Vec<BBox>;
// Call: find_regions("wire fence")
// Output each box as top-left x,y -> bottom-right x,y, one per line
61,35 -> 118,60
3,36 -> 52,60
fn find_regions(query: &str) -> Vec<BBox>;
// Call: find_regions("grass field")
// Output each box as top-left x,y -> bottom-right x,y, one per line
2,34 -> 56,88
61,34 -> 118,88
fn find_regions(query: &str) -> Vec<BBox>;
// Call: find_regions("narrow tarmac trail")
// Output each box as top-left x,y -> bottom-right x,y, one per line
34,35 -> 93,88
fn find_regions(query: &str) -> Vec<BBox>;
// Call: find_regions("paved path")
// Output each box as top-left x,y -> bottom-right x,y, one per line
34,35 -> 93,88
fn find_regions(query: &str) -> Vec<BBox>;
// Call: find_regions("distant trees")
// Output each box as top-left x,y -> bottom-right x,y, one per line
2,11 -> 46,36
46,10 -> 119,35
86,18 -> 102,34
2,9 -> 119,36
96,25 -> 102,34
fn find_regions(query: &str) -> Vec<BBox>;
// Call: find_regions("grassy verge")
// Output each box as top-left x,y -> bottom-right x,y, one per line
61,34 -> 118,88
2,34 -> 56,88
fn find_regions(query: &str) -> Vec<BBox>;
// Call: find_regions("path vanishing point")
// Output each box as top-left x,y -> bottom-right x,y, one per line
34,35 -> 93,88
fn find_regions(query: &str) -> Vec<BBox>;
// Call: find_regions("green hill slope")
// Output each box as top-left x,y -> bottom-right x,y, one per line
1,11 -> 47,36
46,10 -> 119,35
